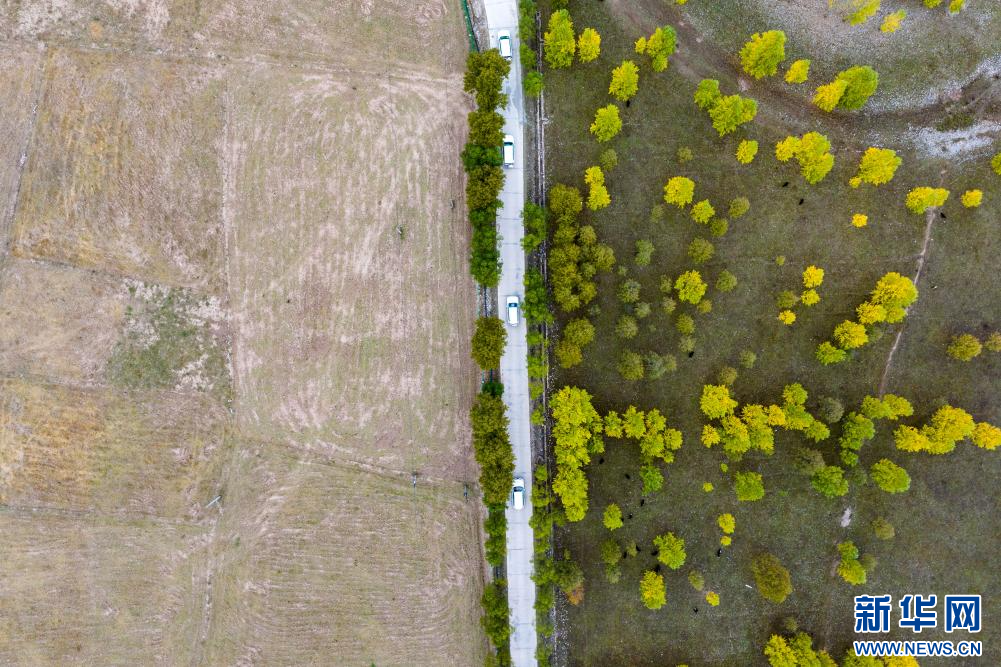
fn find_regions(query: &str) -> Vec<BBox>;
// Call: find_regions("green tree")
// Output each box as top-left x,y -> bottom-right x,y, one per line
644,351 -> 676,379
638,26 -> 677,71
635,239 -> 655,266
837,541 -> 867,585
811,465 -> 849,498
603,503 -> 623,530
709,94 -> 759,137
609,60 -> 640,101
590,104 -> 622,142
872,517 -> 895,540
577,27 -> 601,63
739,30 -> 786,79
544,10 -> 576,69
694,79 -> 722,110
618,279 -> 641,304
464,49 -> 512,110
481,579 -> 511,650
751,553 -> 792,603
675,271 -> 708,304
521,202 -> 547,251
870,459 -> 911,493
729,196 -> 751,218
471,392 -> 514,505
639,462 -> 665,494
716,270 -> 738,292
600,539 -> 622,583
947,333 -> 982,361
523,70 -> 544,97
654,532 -> 687,569
471,316 -> 508,370
735,471 -> 765,501
687,237 -> 715,264
555,318 -> 595,368
618,350 -> 645,380
615,315 -> 638,339
599,148 -> 618,171
484,505 -> 507,567
640,570 -> 666,609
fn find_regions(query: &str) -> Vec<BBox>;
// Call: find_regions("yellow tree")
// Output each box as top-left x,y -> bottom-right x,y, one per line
543,10 -> 576,69
664,176 -> 695,207
609,60 -> 640,101
739,30 -> 787,79
640,570 -> 666,609
851,147 -> 902,187
905,187 -> 950,213
589,104 -> 622,142
577,28 -> 601,63
784,59 -> 810,84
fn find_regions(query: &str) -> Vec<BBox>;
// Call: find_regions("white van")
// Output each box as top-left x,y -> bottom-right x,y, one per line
506,295 -> 520,326
497,30 -> 513,60
502,134 -> 515,168
512,477 -> 525,510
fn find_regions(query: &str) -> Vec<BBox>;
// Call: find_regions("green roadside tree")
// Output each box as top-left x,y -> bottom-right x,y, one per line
471,316 -> 507,370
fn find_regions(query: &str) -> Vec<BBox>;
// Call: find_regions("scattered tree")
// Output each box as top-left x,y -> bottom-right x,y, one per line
784,59 -> 810,84
654,532 -> 687,569
615,315 -> 639,339
577,27 -> 601,63
870,458 -> 911,493
905,186 -> 949,213
872,517 -> 895,540
775,132 -> 835,184
640,570 -> 667,609
752,553 -> 792,603
688,237 -> 715,263
837,541 -> 867,585
635,239 -> 654,266
603,503 -> 623,530
544,10 -> 576,68
812,465 -> 849,497
599,148 -> 618,171
729,196 -> 751,218
590,104 -> 622,142
947,333 -> 982,361
961,189 -> 983,208
735,471 -> 765,501
664,176 -> 696,208
716,270 -> 738,292
609,60 -> 640,101
736,139 -> 759,164
675,271 -> 708,304
618,350 -> 645,380
739,30 -> 786,79
584,165 -> 611,210
636,26 -> 677,71
691,199 -> 715,224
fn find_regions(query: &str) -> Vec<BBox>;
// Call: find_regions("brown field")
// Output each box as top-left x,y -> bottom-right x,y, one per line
0,512 -> 211,665
225,65 -> 477,477
11,48 -> 226,292
202,441 -> 485,666
0,0 -> 483,663
2,0 -> 465,76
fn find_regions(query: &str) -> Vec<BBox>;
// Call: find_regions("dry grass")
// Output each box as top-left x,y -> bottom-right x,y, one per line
225,65 -> 478,479
0,377 -> 228,519
11,48 -> 227,292
3,0 -> 466,77
201,440 -> 485,666
0,1 -> 484,662
0,510 -> 211,665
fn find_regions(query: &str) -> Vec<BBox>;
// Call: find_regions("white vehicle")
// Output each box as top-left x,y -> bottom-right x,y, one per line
512,477 -> 525,510
506,295 -> 520,326
502,134 -> 515,168
497,30 -> 513,60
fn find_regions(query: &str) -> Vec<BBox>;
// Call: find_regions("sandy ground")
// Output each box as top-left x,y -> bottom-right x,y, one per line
0,1 -> 485,663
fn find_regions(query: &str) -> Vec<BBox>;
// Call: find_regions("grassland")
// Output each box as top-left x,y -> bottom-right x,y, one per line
0,1 -> 487,663
543,1 -> 1001,664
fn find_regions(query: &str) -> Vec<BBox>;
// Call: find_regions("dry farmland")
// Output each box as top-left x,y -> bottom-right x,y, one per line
0,1 -> 484,664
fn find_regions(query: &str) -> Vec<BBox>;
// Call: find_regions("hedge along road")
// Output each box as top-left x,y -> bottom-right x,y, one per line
481,0 -> 535,664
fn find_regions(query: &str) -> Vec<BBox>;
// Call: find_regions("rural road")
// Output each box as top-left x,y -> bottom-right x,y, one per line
481,0 -> 537,664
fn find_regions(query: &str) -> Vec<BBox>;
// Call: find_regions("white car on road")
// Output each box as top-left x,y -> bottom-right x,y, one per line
502,134 -> 515,168
497,30 -> 512,60
506,295 -> 520,326
511,477 -> 525,510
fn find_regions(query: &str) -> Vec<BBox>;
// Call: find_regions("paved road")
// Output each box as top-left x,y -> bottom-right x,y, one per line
481,0 -> 536,664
